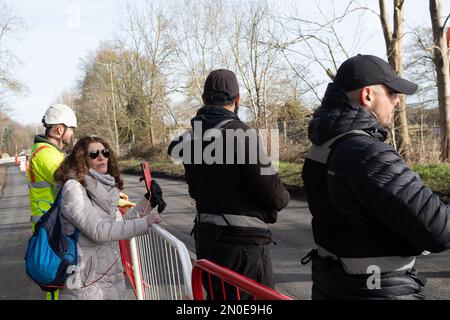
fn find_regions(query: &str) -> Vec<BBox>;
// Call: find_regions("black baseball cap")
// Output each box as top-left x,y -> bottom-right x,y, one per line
203,69 -> 239,106
334,54 -> 418,95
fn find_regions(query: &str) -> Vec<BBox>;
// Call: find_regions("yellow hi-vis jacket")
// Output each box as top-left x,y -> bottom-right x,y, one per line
26,136 -> 64,230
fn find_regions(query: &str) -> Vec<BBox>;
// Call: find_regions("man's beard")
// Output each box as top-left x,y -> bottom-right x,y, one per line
61,135 -> 74,155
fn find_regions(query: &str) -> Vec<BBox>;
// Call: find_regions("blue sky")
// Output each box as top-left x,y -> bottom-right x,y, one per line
4,0 -> 450,125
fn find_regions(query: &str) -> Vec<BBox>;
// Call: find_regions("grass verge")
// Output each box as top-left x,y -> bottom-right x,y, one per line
120,159 -> 185,180
412,164 -> 450,202
119,159 -> 450,202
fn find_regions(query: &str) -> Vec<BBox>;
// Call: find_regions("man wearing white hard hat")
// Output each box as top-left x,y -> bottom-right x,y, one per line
27,104 -> 78,232
26,104 -> 77,300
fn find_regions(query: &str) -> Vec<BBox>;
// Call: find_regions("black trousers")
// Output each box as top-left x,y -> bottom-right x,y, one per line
310,251 -> 426,300
194,224 -> 274,300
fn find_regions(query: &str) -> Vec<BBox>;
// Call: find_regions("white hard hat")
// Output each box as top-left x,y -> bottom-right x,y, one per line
42,104 -> 77,128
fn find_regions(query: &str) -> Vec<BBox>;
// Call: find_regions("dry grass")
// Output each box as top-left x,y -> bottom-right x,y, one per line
409,131 -> 441,164
119,159 -> 185,179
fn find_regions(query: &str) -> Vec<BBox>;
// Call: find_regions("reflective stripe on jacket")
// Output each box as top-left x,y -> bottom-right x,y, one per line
26,141 -> 64,222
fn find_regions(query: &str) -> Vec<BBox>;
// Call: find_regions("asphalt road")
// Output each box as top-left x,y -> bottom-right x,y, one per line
121,173 -> 315,300
0,164 -> 42,299
1,164 -> 450,300
120,172 -> 450,300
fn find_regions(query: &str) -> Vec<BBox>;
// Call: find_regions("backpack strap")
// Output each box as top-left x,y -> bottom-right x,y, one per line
305,130 -> 370,165
214,118 -> 236,130
305,129 -> 371,261
34,190 -> 63,220
57,188 -> 79,239
68,187 -> 94,239
69,189 -> 93,239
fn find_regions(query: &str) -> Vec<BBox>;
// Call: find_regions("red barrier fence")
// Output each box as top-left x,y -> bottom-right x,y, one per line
192,259 -> 293,300
118,162 -> 293,300
118,207 -> 139,297
119,237 -> 137,297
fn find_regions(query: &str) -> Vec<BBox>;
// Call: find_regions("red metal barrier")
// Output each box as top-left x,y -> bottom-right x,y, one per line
117,162 -> 153,299
118,207 -> 138,297
192,259 -> 293,300
119,242 -> 137,296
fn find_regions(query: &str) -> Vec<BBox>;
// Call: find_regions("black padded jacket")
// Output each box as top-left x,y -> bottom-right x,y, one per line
302,83 -> 450,258
168,105 -> 290,227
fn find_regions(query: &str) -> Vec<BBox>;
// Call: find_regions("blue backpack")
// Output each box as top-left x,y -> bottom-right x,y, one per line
25,191 -> 79,293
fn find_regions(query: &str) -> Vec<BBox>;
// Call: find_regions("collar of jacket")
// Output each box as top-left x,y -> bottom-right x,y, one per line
190,105 -> 240,131
84,170 -> 119,216
84,171 -> 119,215
33,135 -> 62,151
308,83 -> 387,145
55,170 -> 118,216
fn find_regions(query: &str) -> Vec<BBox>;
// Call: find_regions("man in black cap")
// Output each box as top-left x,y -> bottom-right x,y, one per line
301,54 -> 450,299
168,69 -> 290,299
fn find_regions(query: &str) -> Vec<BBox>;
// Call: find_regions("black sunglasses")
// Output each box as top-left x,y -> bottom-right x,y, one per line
88,148 -> 110,159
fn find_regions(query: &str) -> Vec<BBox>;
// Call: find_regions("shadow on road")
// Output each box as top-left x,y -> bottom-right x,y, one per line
274,273 -> 312,283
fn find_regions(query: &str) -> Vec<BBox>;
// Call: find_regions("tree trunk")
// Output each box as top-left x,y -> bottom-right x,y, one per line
147,111 -> 154,147
429,0 -> 450,161
379,0 -> 412,161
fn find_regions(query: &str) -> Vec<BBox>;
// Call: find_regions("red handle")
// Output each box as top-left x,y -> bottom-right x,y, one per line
141,162 -> 152,193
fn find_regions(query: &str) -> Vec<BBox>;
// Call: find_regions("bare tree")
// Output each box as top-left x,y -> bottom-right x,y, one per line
429,0 -> 450,160
75,4 -> 174,158
0,2 -> 24,110
0,111 -> 34,155
378,0 -> 412,160
118,3 -> 173,148
405,27 -> 438,109
171,0 -> 231,109
277,0 -> 374,107
404,27 -> 441,162
229,0 -> 283,129
75,47 -> 122,148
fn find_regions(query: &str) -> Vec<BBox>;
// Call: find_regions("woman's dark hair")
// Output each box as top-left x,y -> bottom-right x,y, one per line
54,136 -> 123,189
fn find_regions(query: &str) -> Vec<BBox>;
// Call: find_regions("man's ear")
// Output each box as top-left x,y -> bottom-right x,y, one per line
56,124 -> 65,136
359,87 -> 372,108
235,94 -> 240,107
201,93 -> 207,105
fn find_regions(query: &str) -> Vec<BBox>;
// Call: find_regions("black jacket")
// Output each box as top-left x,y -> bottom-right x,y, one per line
302,83 -> 450,258
168,105 -> 290,225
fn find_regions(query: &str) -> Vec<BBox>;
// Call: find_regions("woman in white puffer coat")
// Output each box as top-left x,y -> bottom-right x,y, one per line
53,136 -> 165,300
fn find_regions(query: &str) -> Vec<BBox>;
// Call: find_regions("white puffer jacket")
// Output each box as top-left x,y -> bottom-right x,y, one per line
58,171 -> 151,300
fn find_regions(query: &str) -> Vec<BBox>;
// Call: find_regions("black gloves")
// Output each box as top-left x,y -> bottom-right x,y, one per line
145,180 -> 167,213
